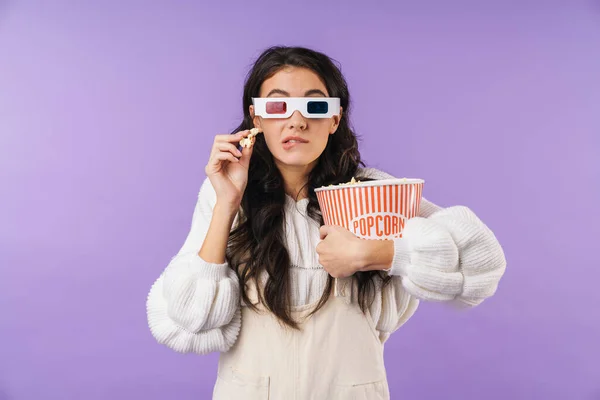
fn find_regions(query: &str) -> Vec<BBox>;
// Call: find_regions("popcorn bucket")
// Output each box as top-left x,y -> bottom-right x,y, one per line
314,178 -> 425,295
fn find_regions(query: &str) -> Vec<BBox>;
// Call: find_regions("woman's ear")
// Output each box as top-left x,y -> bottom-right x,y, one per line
249,105 -> 262,129
330,106 -> 343,134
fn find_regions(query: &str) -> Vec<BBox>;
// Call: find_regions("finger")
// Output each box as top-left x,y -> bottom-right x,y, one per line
315,242 -> 322,254
215,142 -> 243,158
215,131 -> 249,143
210,152 -> 239,166
211,139 -> 244,159
238,139 -> 257,169
319,225 -> 329,240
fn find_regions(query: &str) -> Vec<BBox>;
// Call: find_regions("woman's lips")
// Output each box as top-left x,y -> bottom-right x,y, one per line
282,141 -> 307,150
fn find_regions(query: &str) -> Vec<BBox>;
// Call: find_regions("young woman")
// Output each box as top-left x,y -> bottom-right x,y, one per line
146,46 -> 506,399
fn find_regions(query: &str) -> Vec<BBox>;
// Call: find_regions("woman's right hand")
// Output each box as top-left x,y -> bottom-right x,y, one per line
205,130 -> 254,210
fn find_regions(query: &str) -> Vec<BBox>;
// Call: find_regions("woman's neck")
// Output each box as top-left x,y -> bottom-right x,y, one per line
277,160 -> 317,200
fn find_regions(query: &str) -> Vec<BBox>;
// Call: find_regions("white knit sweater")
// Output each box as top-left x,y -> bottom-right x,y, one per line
146,167 -> 506,354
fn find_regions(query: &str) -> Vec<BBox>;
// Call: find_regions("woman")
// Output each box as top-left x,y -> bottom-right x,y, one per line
146,46 -> 506,399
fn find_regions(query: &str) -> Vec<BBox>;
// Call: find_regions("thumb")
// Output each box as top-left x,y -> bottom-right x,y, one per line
319,225 -> 330,240
238,142 -> 253,169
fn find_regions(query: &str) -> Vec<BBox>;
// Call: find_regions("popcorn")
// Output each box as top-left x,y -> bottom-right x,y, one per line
328,177 -> 361,187
325,177 -> 414,188
239,128 -> 262,148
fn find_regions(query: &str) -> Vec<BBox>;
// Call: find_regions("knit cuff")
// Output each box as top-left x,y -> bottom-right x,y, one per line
387,237 -> 411,277
192,253 -> 230,281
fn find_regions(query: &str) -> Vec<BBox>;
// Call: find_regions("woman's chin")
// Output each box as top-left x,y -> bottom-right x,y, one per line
275,155 -> 317,168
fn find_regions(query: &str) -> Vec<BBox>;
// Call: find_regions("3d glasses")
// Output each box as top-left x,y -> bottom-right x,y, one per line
252,97 -> 341,119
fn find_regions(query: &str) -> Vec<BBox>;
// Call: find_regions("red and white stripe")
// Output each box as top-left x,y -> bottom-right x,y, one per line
316,182 -> 424,238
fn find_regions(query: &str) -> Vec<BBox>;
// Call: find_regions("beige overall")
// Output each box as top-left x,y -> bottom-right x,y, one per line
212,276 -> 390,400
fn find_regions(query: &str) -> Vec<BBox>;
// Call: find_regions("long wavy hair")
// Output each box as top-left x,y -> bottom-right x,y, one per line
225,46 -> 392,330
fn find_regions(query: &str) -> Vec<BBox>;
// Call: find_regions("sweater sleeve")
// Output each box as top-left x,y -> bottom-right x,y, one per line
146,178 -> 242,354
359,167 -> 507,308
368,275 -> 420,344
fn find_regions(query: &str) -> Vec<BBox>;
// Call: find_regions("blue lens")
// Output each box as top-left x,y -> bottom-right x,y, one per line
307,101 -> 329,114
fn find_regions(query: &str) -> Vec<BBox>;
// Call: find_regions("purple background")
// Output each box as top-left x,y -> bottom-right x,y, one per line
1,1 -> 599,399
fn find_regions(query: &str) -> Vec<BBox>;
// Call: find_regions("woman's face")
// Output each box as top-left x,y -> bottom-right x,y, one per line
250,66 -> 342,171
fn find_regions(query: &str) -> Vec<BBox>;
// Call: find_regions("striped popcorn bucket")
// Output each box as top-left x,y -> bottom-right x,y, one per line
315,178 -> 424,239
315,178 -> 424,295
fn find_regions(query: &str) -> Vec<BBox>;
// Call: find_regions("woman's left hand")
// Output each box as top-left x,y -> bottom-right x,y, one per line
316,225 -> 365,278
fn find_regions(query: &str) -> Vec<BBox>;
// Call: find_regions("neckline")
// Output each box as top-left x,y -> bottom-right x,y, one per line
285,194 -> 310,204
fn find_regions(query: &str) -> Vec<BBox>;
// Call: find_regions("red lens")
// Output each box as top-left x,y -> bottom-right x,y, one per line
266,101 -> 287,114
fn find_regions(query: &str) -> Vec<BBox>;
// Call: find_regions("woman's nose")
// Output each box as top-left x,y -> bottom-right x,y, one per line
287,110 -> 307,130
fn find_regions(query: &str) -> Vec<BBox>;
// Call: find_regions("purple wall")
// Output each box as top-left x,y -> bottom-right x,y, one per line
1,1 -> 599,399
